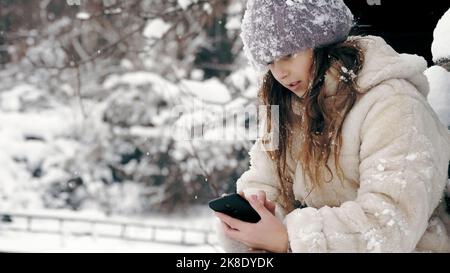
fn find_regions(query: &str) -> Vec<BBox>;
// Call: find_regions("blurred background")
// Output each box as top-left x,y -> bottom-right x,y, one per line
0,0 -> 448,252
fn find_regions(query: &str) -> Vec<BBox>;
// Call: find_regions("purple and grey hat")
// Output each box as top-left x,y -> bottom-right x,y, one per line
240,0 -> 355,72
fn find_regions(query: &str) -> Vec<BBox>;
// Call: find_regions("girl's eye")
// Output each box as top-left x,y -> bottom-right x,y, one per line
267,61 -> 274,66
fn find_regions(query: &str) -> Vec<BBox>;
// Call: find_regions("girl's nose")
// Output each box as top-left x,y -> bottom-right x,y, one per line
278,70 -> 289,81
273,63 -> 289,80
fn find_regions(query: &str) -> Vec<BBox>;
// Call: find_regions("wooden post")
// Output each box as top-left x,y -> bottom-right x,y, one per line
59,219 -> 64,235
26,216 -> 32,232
91,221 -> 97,241
150,226 -> 155,241
120,224 -> 127,239
181,228 -> 186,245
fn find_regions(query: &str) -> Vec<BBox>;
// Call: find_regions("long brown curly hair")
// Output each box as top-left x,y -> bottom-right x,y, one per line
259,38 -> 365,212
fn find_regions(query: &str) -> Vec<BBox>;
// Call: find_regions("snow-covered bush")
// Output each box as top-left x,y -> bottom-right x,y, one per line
0,0 -> 260,215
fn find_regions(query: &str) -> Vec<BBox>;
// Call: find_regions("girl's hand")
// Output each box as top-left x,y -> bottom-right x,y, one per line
215,191 -> 289,253
238,190 -> 276,216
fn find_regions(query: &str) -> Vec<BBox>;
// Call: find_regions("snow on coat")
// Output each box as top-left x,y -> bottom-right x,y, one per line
216,35 -> 450,253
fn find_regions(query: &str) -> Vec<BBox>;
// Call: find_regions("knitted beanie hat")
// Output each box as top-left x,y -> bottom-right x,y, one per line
241,0 -> 355,72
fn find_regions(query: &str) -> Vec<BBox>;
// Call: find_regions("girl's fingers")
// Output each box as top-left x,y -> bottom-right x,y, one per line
220,221 -> 241,241
265,199 -> 276,215
257,191 -> 266,203
214,211 -> 245,230
238,190 -> 275,215
256,190 -> 276,215
248,194 -> 271,218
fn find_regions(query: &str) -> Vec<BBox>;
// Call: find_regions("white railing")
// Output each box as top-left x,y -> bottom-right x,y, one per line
0,211 -> 218,247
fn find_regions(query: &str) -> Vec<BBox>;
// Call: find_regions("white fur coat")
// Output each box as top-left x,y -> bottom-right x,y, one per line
216,36 -> 450,253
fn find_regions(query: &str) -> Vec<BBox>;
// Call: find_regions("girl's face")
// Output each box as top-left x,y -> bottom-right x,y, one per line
268,49 -> 314,98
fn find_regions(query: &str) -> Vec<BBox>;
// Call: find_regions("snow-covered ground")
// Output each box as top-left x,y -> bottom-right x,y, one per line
0,207 -> 223,253
0,230 -> 221,253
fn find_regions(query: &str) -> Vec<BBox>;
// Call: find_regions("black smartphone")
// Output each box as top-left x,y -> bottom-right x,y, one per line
209,193 -> 261,223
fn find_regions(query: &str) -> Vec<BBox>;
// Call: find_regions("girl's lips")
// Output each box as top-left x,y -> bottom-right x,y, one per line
289,81 -> 301,89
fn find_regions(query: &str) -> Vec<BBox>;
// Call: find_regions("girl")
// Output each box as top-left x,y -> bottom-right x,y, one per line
214,0 -> 450,253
